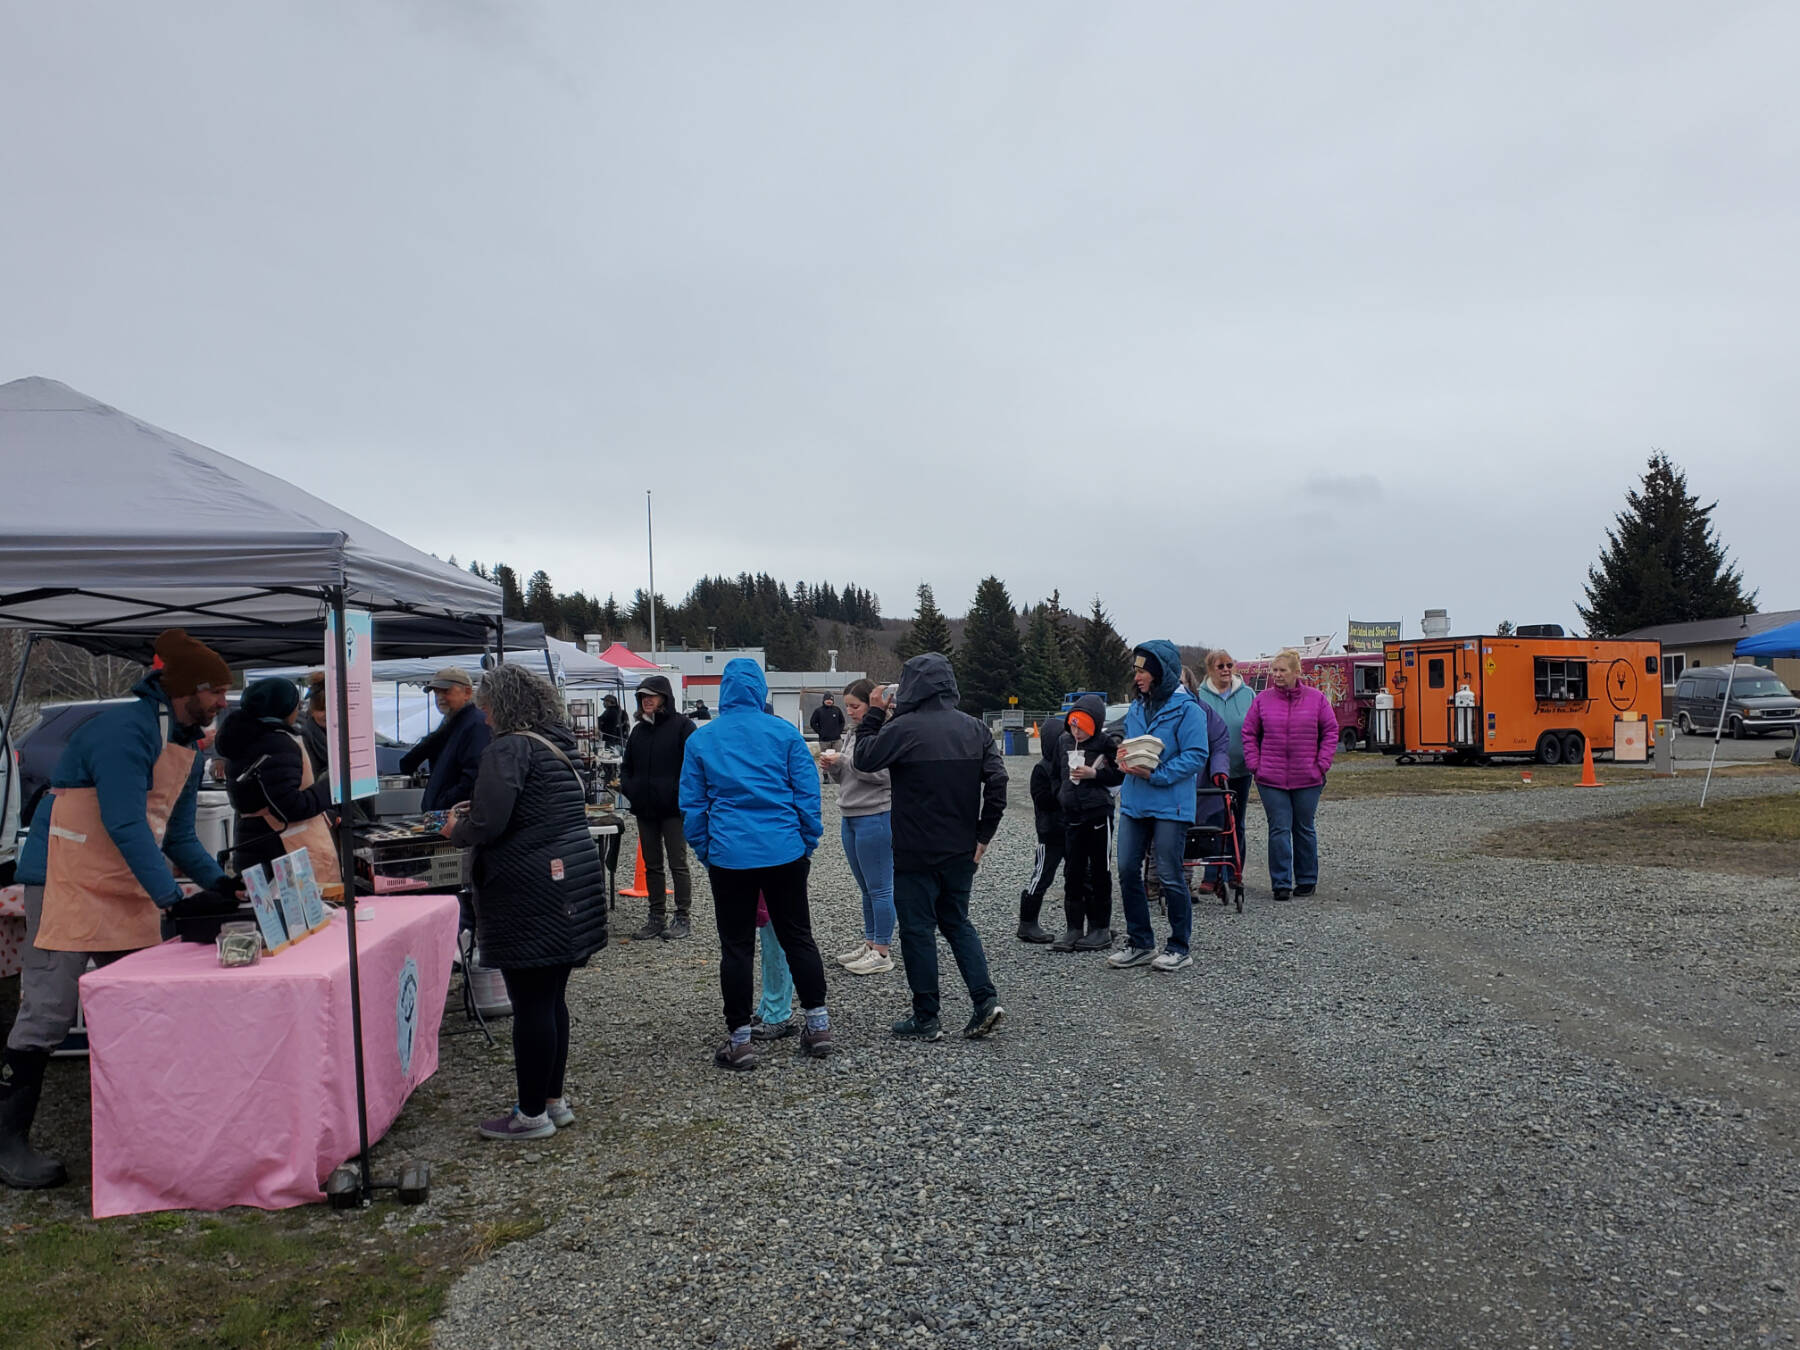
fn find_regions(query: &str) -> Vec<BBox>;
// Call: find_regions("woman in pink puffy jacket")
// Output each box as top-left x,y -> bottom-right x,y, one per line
1240,648 -> 1337,902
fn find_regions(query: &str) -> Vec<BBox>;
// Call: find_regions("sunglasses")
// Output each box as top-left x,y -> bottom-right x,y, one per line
1213,662 -> 1234,670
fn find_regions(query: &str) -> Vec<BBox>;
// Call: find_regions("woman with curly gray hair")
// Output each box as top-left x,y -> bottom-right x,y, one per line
445,663 -> 608,1141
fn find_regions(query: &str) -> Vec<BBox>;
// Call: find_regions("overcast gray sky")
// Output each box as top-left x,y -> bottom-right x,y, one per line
4,2 -> 1795,654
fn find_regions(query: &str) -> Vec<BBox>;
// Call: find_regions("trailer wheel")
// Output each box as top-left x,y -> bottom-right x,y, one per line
1536,733 -> 1564,765
1562,731 -> 1585,764
1338,727 -> 1357,754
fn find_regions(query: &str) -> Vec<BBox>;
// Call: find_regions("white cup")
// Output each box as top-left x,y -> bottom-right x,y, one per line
1067,749 -> 1083,773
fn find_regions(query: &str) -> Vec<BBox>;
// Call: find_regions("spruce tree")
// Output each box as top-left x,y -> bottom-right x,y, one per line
524,570 -> 561,633
1578,452 -> 1756,636
958,577 -> 1024,713
897,583 -> 954,665
491,564 -> 525,619
1019,603 -> 1070,710
1078,597 -> 1134,698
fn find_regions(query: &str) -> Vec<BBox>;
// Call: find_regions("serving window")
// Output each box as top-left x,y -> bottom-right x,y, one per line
1534,657 -> 1588,702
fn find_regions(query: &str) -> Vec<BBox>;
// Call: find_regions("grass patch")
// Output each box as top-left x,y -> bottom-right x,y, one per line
465,1213 -> 545,1261
0,1201 -> 545,1350
1328,760 -> 1788,799
1482,792 -> 1800,877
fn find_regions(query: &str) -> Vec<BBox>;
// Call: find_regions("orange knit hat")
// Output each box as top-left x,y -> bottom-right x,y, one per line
1066,709 -> 1096,737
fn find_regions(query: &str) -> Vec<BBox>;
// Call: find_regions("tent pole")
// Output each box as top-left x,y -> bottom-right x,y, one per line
1,633 -> 37,833
331,588 -> 375,1201
1699,660 -> 1738,808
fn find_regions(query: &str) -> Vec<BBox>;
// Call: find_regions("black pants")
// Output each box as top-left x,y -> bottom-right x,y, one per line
499,963 -> 572,1117
1064,816 -> 1114,933
709,857 -> 828,1032
1020,833 -> 1065,922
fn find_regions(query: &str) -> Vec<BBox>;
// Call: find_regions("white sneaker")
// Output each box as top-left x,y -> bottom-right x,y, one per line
845,947 -> 895,975
835,941 -> 870,966
1151,949 -> 1193,972
1107,946 -> 1156,969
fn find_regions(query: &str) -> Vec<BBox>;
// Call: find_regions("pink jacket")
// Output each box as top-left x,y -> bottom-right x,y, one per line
1241,683 -> 1336,790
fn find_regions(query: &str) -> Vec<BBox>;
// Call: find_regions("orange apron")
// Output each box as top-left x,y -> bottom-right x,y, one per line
249,735 -> 342,887
37,731 -> 196,953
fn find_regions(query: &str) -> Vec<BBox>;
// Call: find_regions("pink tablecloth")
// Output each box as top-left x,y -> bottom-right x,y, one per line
80,894 -> 459,1218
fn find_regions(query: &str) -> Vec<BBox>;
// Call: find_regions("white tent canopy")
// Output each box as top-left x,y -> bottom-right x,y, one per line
0,377 -> 500,641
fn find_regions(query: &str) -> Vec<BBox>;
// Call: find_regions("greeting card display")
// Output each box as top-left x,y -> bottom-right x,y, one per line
289,849 -> 329,932
269,854 -> 310,940
242,866 -> 290,953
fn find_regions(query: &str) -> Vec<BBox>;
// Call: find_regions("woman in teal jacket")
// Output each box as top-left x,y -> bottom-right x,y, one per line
679,659 -> 831,1069
1193,648 -> 1256,893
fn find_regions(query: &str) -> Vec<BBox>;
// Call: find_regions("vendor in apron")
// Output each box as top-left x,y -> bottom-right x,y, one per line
215,677 -> 340,884
0,629 -> 240,1190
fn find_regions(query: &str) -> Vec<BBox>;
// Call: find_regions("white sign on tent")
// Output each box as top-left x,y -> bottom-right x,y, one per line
324,606 -> 380,802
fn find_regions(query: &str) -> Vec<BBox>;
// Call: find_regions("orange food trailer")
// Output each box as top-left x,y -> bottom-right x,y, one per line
1373,632 -> 1662,765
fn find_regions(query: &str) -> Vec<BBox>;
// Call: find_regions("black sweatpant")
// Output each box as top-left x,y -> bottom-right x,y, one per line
1063,816 -> 1114,933
1020,833 -> 1065,923
499,963 -> 573,1117
710,856 -> 828,1032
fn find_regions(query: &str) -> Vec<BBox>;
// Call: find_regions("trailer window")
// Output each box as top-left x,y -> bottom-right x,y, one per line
1427,658 -> 1445,690
1535,657 -> 1588,701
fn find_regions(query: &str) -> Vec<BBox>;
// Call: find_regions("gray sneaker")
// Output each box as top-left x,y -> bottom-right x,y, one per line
1150,948 -> 1193,973
544,1097 -> 575,1129
661,916 -> 692,941
1106,945 -> 1156,969
750,1017 -> 798,1041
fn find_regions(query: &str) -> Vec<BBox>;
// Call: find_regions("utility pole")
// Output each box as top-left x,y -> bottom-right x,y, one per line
646,490 -> 657,654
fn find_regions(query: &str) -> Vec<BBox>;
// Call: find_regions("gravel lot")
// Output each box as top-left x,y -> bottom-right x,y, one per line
414,755 -> 1800,1350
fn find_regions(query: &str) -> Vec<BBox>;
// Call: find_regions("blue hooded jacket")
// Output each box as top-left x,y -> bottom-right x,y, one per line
16,676 -> 224,903
679,659 -> 822,869
1120,639 -> 1211,823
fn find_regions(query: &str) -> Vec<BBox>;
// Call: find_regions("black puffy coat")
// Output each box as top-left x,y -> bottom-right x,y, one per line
1028,715 -> 1067,842
451,723 -> 607,970
216,711 -> 333,874
619,675 -> 694,822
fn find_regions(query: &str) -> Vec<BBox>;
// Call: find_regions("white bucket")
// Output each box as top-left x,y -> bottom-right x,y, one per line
467,946 -> 512,1018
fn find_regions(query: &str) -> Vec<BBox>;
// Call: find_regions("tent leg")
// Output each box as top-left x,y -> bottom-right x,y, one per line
331,589 -> 375,1202
1699,662 -> 1737,808
2,634 -> 37,831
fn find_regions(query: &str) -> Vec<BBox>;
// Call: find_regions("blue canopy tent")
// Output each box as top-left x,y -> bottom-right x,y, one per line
1700,621 -> 1800,805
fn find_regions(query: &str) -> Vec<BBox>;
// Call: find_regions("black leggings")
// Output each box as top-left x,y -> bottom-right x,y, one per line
709,856 -> 828,1032
499,963 -> 573,1117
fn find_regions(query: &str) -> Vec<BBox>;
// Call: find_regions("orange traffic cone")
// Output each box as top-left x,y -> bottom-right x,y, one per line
1575,739 -> 1602,788
619,842 -> 666,898
1031,721 -> 1039,737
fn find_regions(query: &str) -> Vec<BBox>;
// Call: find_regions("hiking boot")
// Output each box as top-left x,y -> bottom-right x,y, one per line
835,941 -> 871,966
1272,888 -> 1293,903
1072,927 -> 1113,952
478,1107 -> 555,1141
714,1039 -> 758,1071
1151,948 -> 1194,973
890,1013 -> 943,1041
631,917 -> 666,941
1016,921 -> 1054,945
1050,928 -> 1081,953
962,999 -> 1005,1039
799,1023 -> 834,1058
1107,945 -> 1156,969
751,1017 -> 798,1041
1294,884 -> 1317,898
661,916 -> 692,941
845,947 -> 894,975
545,1097 -> 576,1129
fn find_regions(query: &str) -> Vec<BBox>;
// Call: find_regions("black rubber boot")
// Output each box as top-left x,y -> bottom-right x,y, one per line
1016,921 -> 1054,944
0,1048 -> 68,1190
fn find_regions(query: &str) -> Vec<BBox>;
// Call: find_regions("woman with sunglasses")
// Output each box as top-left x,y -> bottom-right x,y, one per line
1192,649 -> 1256,895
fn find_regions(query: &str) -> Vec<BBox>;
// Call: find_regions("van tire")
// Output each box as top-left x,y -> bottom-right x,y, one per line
1729,715 -> 1746,740
1676,711 -> 1693,734
1536,734 -> 1565,766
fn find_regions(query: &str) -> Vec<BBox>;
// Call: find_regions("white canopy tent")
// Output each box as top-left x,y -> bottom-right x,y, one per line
0,375 -> 508,1203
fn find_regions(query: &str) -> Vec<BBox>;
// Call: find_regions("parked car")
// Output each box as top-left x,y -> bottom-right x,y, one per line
1674,665 -> 1800,738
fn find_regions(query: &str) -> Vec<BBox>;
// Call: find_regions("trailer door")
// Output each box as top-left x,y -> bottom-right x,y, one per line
1409,646 -> 1459,750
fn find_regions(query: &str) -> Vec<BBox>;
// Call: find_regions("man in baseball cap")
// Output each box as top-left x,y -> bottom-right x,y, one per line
399,667 -> 490,811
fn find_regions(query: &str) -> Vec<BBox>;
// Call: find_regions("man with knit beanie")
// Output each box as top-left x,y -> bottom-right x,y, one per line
1,629 -> 239,1189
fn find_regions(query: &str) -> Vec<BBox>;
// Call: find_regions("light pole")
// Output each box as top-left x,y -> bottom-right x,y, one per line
645,490 -> 657,654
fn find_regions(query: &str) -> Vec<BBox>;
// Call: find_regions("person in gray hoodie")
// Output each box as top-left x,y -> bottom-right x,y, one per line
820,679 -> 895,976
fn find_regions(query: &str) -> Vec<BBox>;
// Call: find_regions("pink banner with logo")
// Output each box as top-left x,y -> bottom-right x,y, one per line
80,894 -> 458,1218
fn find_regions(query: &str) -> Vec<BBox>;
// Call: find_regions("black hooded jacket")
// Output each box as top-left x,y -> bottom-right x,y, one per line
450,721 -> 607,969
1028,715 -> 1068,841
598,699 -> 628,749
1058,693 -> 1125,825
852,652 -> 1007,870
215,710 -> 333,873
619,674 -> 695,821
810,700 -> 845,742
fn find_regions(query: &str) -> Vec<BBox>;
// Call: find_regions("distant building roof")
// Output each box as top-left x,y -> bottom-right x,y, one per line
633,648 -> 765,675
1620,609 -> 1800,646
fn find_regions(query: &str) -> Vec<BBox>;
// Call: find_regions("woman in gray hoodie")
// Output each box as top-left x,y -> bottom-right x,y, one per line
820,679 -> 895,975
1192,649 -> 1256,894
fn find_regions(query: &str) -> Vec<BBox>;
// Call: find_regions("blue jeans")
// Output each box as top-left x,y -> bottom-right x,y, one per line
892,860 -> 995,1020
841,812 -> 896,946
1117,813 -> 1191,955
1258,783 -> 1322,890
756,920 -> 794,1025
